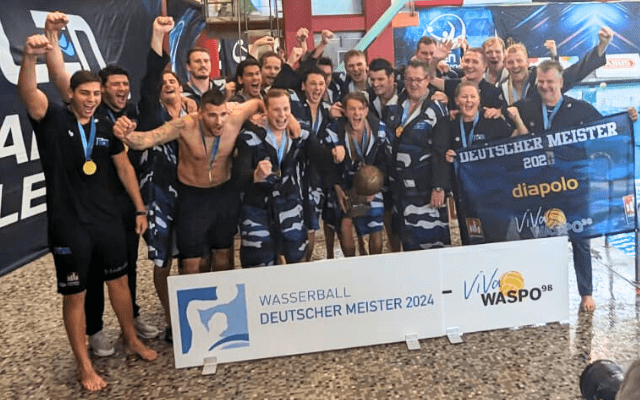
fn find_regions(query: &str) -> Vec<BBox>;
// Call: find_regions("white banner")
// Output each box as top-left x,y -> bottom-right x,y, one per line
168,237 -> 568,369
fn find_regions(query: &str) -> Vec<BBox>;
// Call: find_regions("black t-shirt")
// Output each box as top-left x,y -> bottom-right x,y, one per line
94,102 -> 140,204
29,102 -> 125,225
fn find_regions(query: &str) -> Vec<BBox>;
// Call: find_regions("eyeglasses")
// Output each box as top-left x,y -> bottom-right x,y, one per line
404,76 -> 428,84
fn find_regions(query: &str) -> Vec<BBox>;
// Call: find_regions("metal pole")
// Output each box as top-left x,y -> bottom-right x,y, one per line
335,0 -> 410,72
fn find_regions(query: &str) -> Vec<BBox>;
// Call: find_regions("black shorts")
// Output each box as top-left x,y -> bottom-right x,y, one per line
50,220 -> 128,295
177,181 -> 240,259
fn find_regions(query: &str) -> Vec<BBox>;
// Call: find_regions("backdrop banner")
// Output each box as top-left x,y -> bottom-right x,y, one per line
0,0 -> 204,276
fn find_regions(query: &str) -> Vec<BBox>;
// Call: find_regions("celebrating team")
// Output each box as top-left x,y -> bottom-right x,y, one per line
18,11 -> 637,392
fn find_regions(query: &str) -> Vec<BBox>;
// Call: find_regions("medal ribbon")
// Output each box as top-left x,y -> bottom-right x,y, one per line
266,127 -> 287,166
347,126 -> 368,162
459,112 -> 480,148
200,121 -> 221,169
77,119 -> 97,162
311,107 -> 321,134
508,78 -> 530,105
542,95 -> 563,130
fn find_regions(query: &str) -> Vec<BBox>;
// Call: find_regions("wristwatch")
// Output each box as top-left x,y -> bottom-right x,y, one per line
434,187 -> 444,192
136,209 -> 148,216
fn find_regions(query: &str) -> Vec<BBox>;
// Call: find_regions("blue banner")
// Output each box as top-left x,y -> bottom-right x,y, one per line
455,113 -> 636,243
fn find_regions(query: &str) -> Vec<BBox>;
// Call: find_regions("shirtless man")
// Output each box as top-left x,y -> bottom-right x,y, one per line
114,91 -> 263,274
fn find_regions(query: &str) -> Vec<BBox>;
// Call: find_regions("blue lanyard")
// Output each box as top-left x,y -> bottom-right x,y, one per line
349,127 -> 368,160
77,119 -> 96,161
106,109 -> 117,123
459,113 -> 480,148
200,121 -> 220,167
542,96 -> 563,130
312,107 -> 321,134
510,81 -> 530,104
266,127 -> 287,165
401,100 -> 410,125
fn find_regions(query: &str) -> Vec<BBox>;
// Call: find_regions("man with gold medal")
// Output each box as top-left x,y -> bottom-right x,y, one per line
18,34 -> 156,391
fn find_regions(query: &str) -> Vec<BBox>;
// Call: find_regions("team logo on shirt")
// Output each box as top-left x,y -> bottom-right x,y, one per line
176,284 -> 250,356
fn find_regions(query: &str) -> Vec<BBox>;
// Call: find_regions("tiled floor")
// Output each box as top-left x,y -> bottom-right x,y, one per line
1,236 -> 639,399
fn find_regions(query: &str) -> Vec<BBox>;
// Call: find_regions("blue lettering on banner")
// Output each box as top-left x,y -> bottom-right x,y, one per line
463,269 -> 500,300
257,295 -> 438,325
258,287 -> 351,306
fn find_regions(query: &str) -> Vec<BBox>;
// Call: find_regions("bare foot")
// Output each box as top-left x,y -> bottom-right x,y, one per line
580,295 -> 596,312
126,338 -> 158,361
78,366 -> 107,391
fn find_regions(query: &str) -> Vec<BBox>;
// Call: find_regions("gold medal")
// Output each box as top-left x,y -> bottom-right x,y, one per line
83,160 -> 97,175
395,126 -> 403,137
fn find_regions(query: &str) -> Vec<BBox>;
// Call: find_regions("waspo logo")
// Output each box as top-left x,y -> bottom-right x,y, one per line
176,284 -> 250,356
0,10 -> 106,85
463,268 -> 553,306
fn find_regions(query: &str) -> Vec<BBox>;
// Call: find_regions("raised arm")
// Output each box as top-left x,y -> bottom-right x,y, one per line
43,12 -> 72,102
18,35 -> 51,121
560,26 -> 612,92
225,98 -> 265,132
295,28 -> 309,58
248,36 -> 275,60
151,16 -> 173,56
309,30 -> 334,60
114,115 -> 185,150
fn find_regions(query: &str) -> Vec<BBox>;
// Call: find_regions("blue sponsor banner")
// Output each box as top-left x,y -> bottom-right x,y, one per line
455,113 -> 636,242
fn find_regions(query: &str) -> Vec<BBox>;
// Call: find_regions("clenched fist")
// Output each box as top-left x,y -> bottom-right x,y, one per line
113,115 -> 137,141
254,158 -> 273,182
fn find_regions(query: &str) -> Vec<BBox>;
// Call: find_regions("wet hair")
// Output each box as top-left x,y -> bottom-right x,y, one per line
317,57 -> 334,70
186,47 -> 210,64
482,37 -> 506,52
537,59 -> 563,76
505,43 -> 529,59
235,57 -> 261,83
301,65 -> 327,83
201,88 -> 227,107
342,91 -> 369,109
454,80 -> 480,98
369,58 -> 394,76
344,49 -> 366,64
259,51 -> 282,67
70,70 -> 101,91
416,36 -> 437,51
264,88 -> 290,108
98,65 -> 130,85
